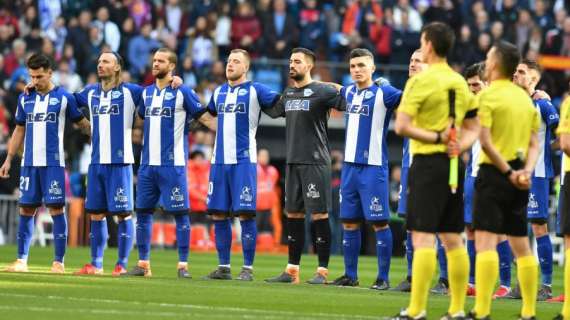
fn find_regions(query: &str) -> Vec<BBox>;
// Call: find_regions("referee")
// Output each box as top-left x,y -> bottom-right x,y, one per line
555,95 -> 570,320
392,22 -> 479,320
469,41 -> 540,320
264,48 -> 345,284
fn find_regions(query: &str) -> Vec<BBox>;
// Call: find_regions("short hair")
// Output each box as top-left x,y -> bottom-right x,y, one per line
189,150 -> 205,160
349,48 -> 374,60
229,49 -> 251,63
421,22 -> 455,57
291,47 -> 316,64
100,50 -> 124,69
156,47 -> 177,65
27,53 -> 52,70
493,40 -> 520,78
520,58 -> 542,74
464,62 -> 485,80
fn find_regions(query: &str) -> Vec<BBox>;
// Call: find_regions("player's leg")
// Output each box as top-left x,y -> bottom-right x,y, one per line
393,164 -> 413,292
472,230 -> 500,319
129,165 -> 159,277
560,235 -> 570,319
464,175 -> 477,296
529,177 -> 553,300
158,165 -> 192,278
431,236 -> 449,295
494,233 -> 513,298
6,167 -> 40,272
205,164 -> 233,280
305,164 -> 332,284
231,163 -> 258,281
508,235 -> 538,319
43,166 -> 67,273
265,164 -> 304,284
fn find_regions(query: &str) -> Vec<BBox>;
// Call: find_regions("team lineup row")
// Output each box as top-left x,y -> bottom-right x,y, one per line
0,21 -> 568,320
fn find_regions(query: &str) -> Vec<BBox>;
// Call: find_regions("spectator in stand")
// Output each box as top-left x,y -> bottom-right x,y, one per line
45,16 -> 67,60
492,0 -> 518,41
370,14 -> 392,63
185,16 -> 218,78
214,2 -> 232,59
535,0 -> 555,32
393,0 -> 423,32
490,20 -> 506,42
118,17 -> 136,71
127,22 -> 161,79
298,0 -> 325,52
231,2 -> 262,56
93,6 -> 121,52
180,56 -> 198,89
256,148 -> 279,236
61,44 -> 78,74
163,0 -> 183,37
0,5 -> 19,40
523,26 -> 544,58
66,10 -> 92,78
18,5 -> 37,38
52,59 -> 83,93
475,31 -> 492,61
38,0 -> 61,32
342,0 -> 383,52
128,0 -> 153,31
390,11 -> 420,87
188,150 -> 210,226
262,0 -> 299,59
451,24 -> 478,69
422,0 -> 462,31
515,9 -> 533,51
4,39 -> 26,76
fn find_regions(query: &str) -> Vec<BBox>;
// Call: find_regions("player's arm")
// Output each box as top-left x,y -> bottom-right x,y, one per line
262,95 -> 286,119
395,112 -> 444,143
0,125 -> 25,178
457,115 -> 480,153
75,117 -> 91,138
479,127 -> 523,187
198,112 -> 216,131
524,131 -> 539,176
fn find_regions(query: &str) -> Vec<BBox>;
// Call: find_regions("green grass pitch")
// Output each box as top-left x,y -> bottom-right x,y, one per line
0,245 -> 563,319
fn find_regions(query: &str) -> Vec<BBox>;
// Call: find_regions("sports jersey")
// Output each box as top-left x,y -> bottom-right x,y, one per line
465,140 -> 482,178
75,82 -> 143,164
399,63 -> 475,155
138,85 -> 206,166
532,98 -> 559,178
15,86 -> 84,167
207,81 -> 279,164
341,83 -> 401,166
557,96 -> 570,173
478,79 -> 540,164
270,82 -> 345,165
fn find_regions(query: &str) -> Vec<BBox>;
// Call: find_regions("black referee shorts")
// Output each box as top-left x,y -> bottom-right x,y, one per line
559,174 -> 570,236
285,164 -> 331,214
406,153 -> 465,233
473,161 -> 529,237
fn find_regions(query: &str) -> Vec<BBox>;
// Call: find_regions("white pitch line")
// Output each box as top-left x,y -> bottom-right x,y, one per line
0,292 -> 377,320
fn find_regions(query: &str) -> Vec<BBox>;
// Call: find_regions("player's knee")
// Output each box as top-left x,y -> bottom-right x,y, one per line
372,221 -> 389,231
342,222 -> 361,230
311,212 -> 328,220
531,222 -> 548,237
19,207 -> 36,216
117,213 -> 132,222
211,213 -> 227,221
90,213 -> 106,221
238,212 -> 255,221
288,212 -> 305,219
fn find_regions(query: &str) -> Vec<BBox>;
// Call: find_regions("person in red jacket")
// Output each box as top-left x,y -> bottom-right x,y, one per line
231,2 -> 261,57
256,148 -> 279,234
187,150 -> 210,225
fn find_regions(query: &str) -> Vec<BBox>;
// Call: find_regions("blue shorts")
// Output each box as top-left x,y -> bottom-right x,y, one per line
397,165 -> 409,216
85,164 -> 133,214
340,163 -> 390,222
527,177 -> 549,221
136,165 -> 189,214
207,163 -> 257,214
464,175 -> 476,224
19,166 -> 65,208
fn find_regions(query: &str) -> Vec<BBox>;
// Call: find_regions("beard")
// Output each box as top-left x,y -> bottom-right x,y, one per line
290,70 -> 305,81
153,69 -> 169,79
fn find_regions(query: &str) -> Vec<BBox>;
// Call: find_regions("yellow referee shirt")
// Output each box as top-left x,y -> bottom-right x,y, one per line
557,96 -> 570,172
399,62 -> 475,155
478,79 -> 540,165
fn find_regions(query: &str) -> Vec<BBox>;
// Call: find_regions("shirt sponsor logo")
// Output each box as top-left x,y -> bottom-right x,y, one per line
27,112 -> 57,122
369,196 -> 383,212
49,98 -> 60,105
111,91 -> 123,99
114,187 -> 128,203
303,89 -> 314,97
92,104 -> 120,115
164,92 -> 175,101
217,102 -> 246,113
240,186 -> 253,202
145,107 -> 173,117
347,104 -> 369,116
48,180 -> 63,195
170,187 -> 184,202
364,90 -> 374,100
285,99 -> 310,111
238,88 -> 248,96
306,183 -> 320,199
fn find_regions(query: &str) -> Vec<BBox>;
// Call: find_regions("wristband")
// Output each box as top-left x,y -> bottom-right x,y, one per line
503,168 -> 513,178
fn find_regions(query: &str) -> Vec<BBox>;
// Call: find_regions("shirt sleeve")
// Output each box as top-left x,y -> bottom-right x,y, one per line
398,75 -> 431,117
323,85 -> 345,111
531,107 -> 541,133
557,97 -> 570,135
252,83 -> 280,110
206,93 -> 217,116
382,85 -> 403,110
74,86 -> 89,108
136,88 -> 146,119
181,86 -> 206,119
478,91 -> 493,128
125,82 -> 144,107
262,94 -> 286,118
65,91 -> 85,123
538,99 -> 559,128
14,94 -> 26,126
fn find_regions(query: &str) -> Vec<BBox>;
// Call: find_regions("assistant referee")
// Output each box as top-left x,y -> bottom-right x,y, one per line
392,22 -> 479,320
470,41 -> 540,320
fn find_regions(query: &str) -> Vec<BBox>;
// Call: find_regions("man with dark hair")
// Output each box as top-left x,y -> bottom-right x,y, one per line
329,47 -> 402,290
503,59 -> 559,301
0,53 -> 90,273
468,40 -> 540,320
392,22 -> 479,320
265,47 -> 345,284
127,48 -> 216,278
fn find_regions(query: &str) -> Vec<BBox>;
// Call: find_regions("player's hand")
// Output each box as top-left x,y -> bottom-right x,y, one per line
447,139 -> 459,157
374,77 -> 391,87
24,83 -> 35,95
533,90 -> 551,101
509,170 -> 531,190
171,76 -> 183,88
0,161 -> 11,178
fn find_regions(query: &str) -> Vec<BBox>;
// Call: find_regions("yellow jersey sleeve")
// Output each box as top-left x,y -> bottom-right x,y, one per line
531,108 -> 540,133
477,90 -> 492,128
399,76 -> 431,117
557,97 -> 570,134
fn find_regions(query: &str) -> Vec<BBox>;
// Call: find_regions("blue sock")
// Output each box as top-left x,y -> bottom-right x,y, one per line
497,240 -> 512,287
175,215 -> 190,263
376,227 -> 392,282
405,231 -> 413,279
343,229 -> 361,280
51,214 -> 67,263
117,218 -> 134,268
136,213 -> 153,261
240,219 -> 257,267
437,238 -> 448,280
17,215 -> 34,261
214,219 -> 232,266
467,239 -> 476,285
536,234 -> 553,285
90,219 -> 108,269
